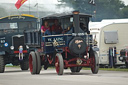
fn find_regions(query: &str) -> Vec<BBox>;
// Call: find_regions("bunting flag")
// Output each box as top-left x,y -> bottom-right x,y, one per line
15,0 -> 27,9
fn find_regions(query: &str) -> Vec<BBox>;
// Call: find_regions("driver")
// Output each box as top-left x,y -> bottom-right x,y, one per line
80,22 -> 88,32
51,19 -> 62,34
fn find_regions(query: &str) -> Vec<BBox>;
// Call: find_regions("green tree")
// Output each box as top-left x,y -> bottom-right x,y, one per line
120,5 -> 128,18
58,0 -> 125,21
96,0 -> 124,21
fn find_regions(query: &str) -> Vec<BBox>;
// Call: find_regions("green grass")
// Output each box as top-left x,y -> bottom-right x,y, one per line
99,68 -> 128,72
83,67 -> 128,72
5,65 -> 128,72
6,65 -> 20,68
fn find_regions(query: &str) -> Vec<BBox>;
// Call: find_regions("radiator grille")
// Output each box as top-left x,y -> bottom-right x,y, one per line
13,36 -> 26,51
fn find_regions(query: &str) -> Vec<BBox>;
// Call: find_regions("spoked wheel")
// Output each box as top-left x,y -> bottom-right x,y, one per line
29,51 -> 37,74
0,56 -> 5,73
35,51 -> 41,74
29,51 -> 41,74
70,67 -> 82,73
55,53 -> 64,75
89,50 -> 99,74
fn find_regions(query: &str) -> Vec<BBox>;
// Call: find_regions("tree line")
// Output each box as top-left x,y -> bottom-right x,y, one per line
58,0 -> 128,21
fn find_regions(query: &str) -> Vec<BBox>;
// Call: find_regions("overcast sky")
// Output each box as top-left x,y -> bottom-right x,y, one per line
0,0 -> 128,5
0,0 -> 58,4
122,0 -> 128,5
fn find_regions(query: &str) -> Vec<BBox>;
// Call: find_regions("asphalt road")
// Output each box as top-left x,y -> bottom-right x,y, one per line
0,67 -> 128,85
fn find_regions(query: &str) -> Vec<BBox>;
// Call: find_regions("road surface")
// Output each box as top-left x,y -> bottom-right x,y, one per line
0,67 -> 128,85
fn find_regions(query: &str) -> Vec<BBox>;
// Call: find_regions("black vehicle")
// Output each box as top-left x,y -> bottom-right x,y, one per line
24,11 -> 99,75
0,14 -> 37,73
119,49 -> 128,68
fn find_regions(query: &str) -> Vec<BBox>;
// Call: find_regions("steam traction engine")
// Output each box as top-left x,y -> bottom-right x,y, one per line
24,11 -> 99,75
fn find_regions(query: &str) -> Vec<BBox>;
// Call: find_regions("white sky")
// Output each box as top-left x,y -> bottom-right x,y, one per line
0,0 -> 58,4
121,0 -> 128,5
0,0 -> 128,5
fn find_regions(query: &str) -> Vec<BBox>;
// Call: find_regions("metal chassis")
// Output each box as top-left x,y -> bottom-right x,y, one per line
40,46 -> 93,68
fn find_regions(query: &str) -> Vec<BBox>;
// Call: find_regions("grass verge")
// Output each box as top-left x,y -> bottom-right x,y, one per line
6,65 -> 20,68
5,66 -> 128,72
83,67 -> 128,72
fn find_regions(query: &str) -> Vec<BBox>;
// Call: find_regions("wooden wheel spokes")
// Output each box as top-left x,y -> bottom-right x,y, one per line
29,54 -> 33,73
55,53 -> 64,75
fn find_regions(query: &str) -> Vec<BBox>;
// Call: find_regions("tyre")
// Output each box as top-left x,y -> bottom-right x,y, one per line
55,53 -> 64,75
35,51 -> 41,74
89,50 -> 99,74
29,51 -> 37,74
20,60 -> 29,70
70,67 -> 77,72
0,56 -> 5,73
70,67 -> 82,73
76,67 -> 82,72
125,62 -> 128,68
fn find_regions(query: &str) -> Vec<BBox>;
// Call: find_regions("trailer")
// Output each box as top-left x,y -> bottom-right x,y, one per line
89,19 -> 128,68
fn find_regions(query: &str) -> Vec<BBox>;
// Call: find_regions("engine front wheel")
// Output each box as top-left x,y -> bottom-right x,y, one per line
55,53 -> 64,75
0,56 -> 5,73
90,50 -> 99,74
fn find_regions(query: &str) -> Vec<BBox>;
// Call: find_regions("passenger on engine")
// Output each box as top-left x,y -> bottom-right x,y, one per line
51,19 -> 62,34
41,21 -> 51,35
80,22 -> 90,34
80,22 -> 88,32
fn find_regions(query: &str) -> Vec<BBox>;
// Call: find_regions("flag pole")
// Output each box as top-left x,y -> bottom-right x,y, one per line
36,0 -> 39,18
29,0 -> 30,14
36,0 -> 40,30
34,0 -> 40,29
34,0 -> 39,18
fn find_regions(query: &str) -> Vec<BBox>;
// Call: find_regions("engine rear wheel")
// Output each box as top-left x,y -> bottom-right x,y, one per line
0,56 -> 5,73
90,50 -> 99,74
29,51 -> 37,74
55,53 -> 64,75
35,51 -> 41,74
